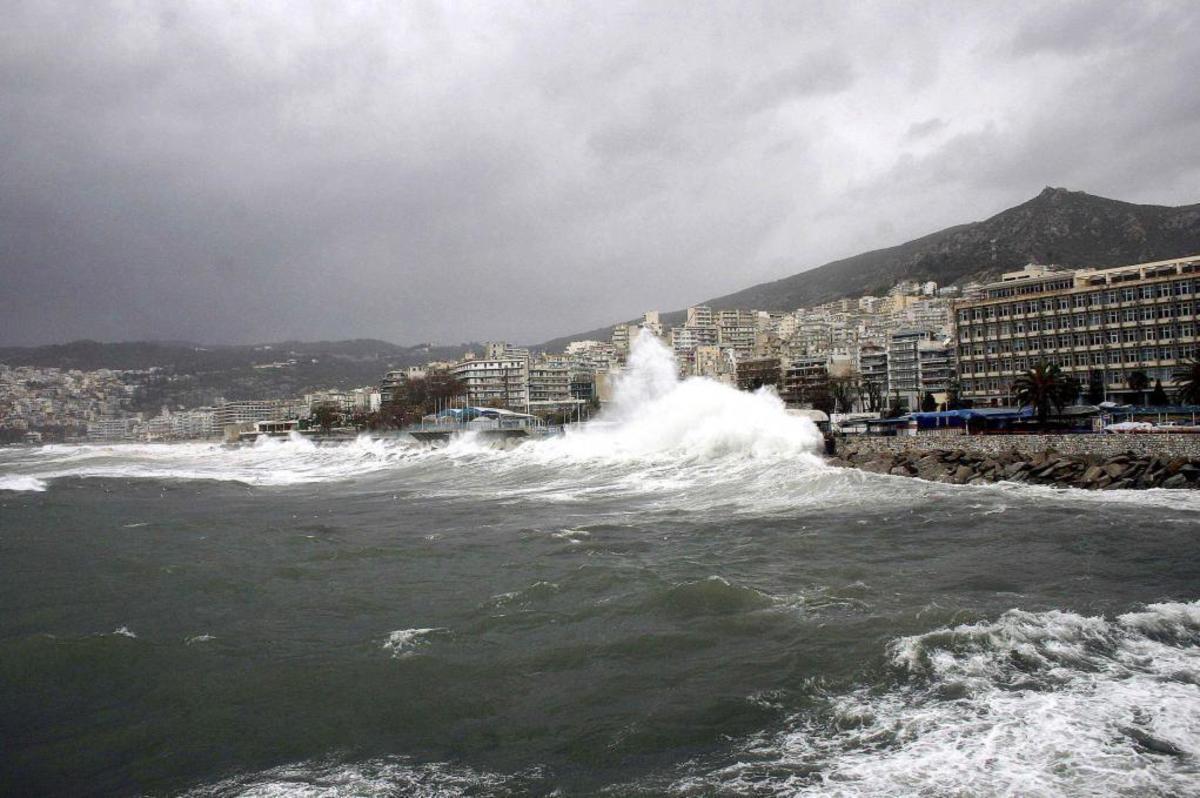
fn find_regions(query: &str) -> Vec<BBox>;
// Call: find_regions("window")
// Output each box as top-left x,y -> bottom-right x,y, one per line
1106,311 -> 1120,324
1123,288 -> 1137,302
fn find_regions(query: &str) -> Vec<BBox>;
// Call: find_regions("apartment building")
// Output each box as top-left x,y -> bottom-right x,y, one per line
955,255 -> 1200,405
858,343 -> 889,395
686,305 -> 714,327
528,362 -> 571,403
887,330 -> 937,408
735,357 -> 782,392
452,358 -> 529,410
215,400 -> 288,428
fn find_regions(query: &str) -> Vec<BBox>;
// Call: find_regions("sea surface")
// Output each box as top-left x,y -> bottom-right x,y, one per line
3,338 -> 1199,797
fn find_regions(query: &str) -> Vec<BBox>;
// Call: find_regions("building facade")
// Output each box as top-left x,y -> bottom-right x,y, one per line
452,358 -> 529,410
955,255 -> 1200,405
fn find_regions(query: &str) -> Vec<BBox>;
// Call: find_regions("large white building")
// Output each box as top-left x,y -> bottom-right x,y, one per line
452,358 -> 529,410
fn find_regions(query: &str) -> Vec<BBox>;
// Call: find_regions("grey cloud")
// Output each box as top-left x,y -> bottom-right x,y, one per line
1,1 -> 1198,347
904,118 -> 947,141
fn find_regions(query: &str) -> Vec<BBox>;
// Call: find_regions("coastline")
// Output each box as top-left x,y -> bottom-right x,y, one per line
829,436 -> 1200,490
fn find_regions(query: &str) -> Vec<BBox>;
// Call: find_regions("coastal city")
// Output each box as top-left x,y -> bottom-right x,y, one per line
3,252 -> 1200,445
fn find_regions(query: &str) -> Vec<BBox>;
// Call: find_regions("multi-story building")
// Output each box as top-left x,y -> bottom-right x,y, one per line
528,362 -> 571,403
781,355 -> 830,408
484,342 -> 530,362
87,417 -> 138,442
735,357 -> 782,392
887,330 -> 938,409
686,305 -> 714,327
717,309 -> 757,328
379,370 -> 408,406
215,400 -> 287,429
639,311 -> 663,337
670,324 -> 720,362
718,325 -> 757,356
452,358 -> 529,410
917,339 -> 954,401
611,324 -> 637,359
858,343 -> 889,409
955,255 -> 1200,405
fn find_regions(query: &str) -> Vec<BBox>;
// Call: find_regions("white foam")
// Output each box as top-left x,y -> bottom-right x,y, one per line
111,626 -> 137,638
382,627 -> 445,658
671,600 -> 1200,797
182,756 -> 527,797
0,474 -> 48,492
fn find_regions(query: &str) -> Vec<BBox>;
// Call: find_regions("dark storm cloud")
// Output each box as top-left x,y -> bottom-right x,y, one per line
1,1 -> 1198,347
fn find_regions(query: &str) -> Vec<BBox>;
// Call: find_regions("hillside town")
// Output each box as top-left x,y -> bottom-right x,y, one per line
3,253 -> 1200,444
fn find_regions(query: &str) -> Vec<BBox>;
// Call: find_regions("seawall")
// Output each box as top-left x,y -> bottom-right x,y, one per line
831,434 -> 1200,490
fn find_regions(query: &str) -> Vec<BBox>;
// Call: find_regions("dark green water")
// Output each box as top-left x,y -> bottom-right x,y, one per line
2,433 -> 1199,796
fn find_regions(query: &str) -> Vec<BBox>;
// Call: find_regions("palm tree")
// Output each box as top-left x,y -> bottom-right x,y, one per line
1012,361 -> 1076,427
1127,370 -> 1151,405
1174,359 -> 1200,405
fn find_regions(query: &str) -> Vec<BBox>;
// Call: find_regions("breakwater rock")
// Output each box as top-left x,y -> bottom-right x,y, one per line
830,441 -> 1200,490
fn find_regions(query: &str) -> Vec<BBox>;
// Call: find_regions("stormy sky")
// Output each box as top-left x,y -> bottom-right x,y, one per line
2,1 -> 1199,347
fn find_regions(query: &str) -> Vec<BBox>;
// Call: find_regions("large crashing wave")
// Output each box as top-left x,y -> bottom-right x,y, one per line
669,600 -> 1200,797
0,330 -> 823,490
521,329 -> 825,463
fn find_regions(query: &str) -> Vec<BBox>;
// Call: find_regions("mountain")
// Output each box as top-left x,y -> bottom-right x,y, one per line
536,187 -> 1200,351
0,339 -> 477,410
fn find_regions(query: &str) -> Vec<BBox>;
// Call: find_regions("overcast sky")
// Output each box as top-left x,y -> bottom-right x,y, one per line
2,1 -> 1199,347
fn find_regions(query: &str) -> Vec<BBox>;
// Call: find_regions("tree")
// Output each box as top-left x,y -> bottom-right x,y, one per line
860,379 -> 884,413
829,376 -> 859,414
1127,370 -> 1150,405
389,373 -> 466,419
1174,359 -> 1200,405
884,389 -> 905,419
1012,361 -> 1076,427
945,379 -> 965,410
1085,370 -> 1105,405
1148,379 -> 1169,406
312,402 -> 340,432
921,391 -> 937,412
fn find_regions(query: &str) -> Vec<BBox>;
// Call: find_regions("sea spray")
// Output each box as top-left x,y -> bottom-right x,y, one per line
527,329 -> 825,463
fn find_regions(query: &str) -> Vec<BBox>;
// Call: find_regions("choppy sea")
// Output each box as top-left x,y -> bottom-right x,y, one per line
3,337 -> 1198,796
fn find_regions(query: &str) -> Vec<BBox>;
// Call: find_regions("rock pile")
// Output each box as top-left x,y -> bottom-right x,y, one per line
831,443 -> 1200,490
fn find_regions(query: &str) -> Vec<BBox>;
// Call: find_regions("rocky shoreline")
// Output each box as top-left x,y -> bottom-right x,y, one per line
830,440 -> 1200,490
